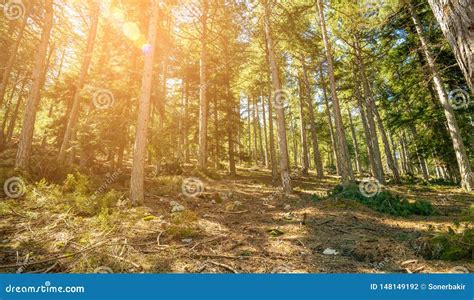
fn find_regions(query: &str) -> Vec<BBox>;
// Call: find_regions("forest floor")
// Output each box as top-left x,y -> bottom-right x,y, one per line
0,165 -> 472,274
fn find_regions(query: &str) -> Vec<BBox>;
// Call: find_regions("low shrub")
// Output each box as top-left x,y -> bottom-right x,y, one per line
415,228 -> 473,261
328,184 -> 435,217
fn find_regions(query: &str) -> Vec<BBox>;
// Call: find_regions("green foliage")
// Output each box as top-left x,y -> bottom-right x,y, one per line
461,205 -> 474,223
70,190 -> 123,217
63,173 -> 92,194
60,173 -> 123,216
329,184 -> 435,217
429,228 -> 473,261
428,178 -> 457,187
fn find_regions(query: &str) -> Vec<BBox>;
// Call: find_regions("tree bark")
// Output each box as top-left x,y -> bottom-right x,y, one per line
266,78 -> 278,181
409,1 -> 473,191
130,0 -> 160,205
298,77 -> 309,175
353,38 -> 385,184
197,0 -> 209,168
256,96 -> 265,164
316,0 -> 354,186
15,0 -> 53,170
0,5 -> 28,107
264,0 -> 292,192
347,108 -> 362,175
302,61 -> 323,178
427,0 -> 473,91
58,2 -> 100,163
261,88 -> 269,168
319,64 -> 338,174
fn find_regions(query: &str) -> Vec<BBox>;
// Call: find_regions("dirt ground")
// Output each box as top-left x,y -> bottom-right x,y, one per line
0,167 -> 472,274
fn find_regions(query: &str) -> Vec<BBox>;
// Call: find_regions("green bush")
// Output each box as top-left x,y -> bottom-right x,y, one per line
430,228 -> 473,261
428,178 -> 457,186
63,173 -> 91,194
329,184 -> 435,217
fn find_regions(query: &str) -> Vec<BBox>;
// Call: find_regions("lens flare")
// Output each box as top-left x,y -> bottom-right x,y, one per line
141,43 -> 152,55
123,22 -> 140,41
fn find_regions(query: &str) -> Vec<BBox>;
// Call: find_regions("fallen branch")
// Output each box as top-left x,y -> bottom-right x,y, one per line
208,260 -> 239,274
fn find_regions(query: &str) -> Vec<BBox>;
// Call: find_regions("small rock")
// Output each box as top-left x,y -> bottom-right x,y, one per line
170,201 -> 180,207
234,201 -> 243,208
182,238 -> 193,244
210,200 -> 217,205
284,205 -> 291,210
171,205 -> 185,213
323,248 -> 339,255
170,201 -> 185,213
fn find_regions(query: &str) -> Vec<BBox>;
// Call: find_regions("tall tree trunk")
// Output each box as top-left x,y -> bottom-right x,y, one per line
256,96 -> 265,164
214,94 -> 219,168
401,131 -> 413,175
197,0 -> 209,168
354,37 -> 400,182
409,1 -> 473,191
316,0 -> 353,186
6,95 -> 23,143
266,80 -> 278,181
0,5 -> 29,107
261,88 -> 269,168
252,96 -> 259,163
354,39 -> 385,184
183,77 -> 190,163
347,108 -> 362,175
264,40 -> 278,181
264,0 -> 292,192
427,0 -> 473,91
58,2 -> 100,163
298,77 -> 309,175
319,64 -> 338,174
247,96 -> 252,160
5,78 -> 27,143
225,73 -> 236,176
15,0 -> 54,170
302,61 -> 323,178
130,0 -> 160,205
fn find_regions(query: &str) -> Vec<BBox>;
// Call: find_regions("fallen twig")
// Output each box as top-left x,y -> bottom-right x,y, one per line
208,260 -> 239,273
220,210 -> 249,214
